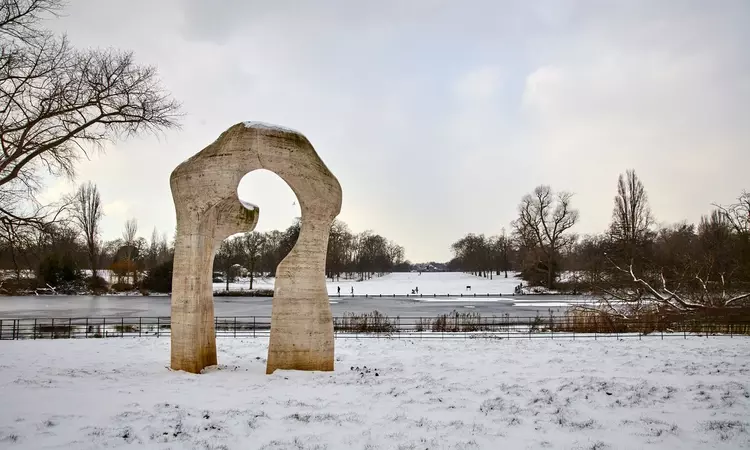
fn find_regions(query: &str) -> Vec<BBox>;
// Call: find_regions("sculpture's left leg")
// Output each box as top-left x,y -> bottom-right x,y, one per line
170,232 -> 217,374
170,200 -> 258,374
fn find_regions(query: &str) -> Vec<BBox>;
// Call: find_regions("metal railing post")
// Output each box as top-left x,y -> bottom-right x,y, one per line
69,318 -> 72,338
33,318 -> 37,340
121,317 -> 124,337
139,317 -> 142,337
156,317 -> 160,337
51,318 -> 55,339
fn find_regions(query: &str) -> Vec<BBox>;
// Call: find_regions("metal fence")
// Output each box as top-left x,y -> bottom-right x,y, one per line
216,292 -> 587,299
1,313 -> 749,340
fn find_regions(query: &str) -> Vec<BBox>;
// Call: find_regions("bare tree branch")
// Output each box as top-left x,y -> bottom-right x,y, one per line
0,0 -> 181,242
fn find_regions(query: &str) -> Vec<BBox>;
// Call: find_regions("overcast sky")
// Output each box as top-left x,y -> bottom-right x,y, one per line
40,0 -> 749,262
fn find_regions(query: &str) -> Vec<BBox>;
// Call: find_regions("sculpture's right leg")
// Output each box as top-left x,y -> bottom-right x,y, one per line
170,232 -> 217,373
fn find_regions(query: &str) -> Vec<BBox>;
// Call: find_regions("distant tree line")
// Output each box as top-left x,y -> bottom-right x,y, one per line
214,218 -> 408,289
450,170 -> 750,311
0,180 -> 407,293
0,181 -> 174,293
447,232 -> 513,279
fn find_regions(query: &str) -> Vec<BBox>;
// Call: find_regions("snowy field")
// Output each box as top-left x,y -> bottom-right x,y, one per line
215,272 -> 526,296
1,338 -> 748,449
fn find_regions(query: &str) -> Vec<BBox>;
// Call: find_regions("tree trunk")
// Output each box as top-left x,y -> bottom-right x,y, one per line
249,261 -> 255,289
90,249 -> 98,279
10,243 -> 20,280
547,267 -> 554,290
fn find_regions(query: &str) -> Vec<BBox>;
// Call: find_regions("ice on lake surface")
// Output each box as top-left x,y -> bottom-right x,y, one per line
0,273 -> 586,318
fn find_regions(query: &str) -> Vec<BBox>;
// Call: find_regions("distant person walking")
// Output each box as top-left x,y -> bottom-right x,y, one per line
337,286 -> 340,296
351,286 -> 354,295
415,286 -> 419,294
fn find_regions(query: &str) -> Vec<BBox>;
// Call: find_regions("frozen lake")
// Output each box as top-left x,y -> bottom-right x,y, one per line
0,273 -> 588,318
0,294 -> 575,319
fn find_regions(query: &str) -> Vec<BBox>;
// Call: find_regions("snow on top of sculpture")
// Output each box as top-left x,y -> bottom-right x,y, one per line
243,121 -> 302,135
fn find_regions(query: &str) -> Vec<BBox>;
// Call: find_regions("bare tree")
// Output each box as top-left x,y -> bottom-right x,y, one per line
492,229 -> 512,278
0,0 -> 180,241
122,218 -> 137,282
70,181 -> 102,278
609,170 -> 653,258
714,190 -> 750,236
713,190 -> 750,282
243,231 -> 266,289
451,233 -> 490,277
513,185 -> 579,289
122,218 -> 137,250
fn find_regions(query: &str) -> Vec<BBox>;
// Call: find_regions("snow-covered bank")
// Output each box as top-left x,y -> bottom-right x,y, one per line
214,272 -> 526,296
1,338 -> 748,449
416,297 -> 515,303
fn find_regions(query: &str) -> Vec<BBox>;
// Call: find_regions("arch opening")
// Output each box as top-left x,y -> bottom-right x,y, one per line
236,168 -> 301,233
213,169 -> 302,292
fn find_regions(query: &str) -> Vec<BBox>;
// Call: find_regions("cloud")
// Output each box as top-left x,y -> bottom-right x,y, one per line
34,0 -> 750,261
453,67 -> 503,101
102,201 -> 130,219
516,6 -> 750,232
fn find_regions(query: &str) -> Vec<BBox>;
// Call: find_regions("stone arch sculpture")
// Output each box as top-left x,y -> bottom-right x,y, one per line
169,122 -> 342,374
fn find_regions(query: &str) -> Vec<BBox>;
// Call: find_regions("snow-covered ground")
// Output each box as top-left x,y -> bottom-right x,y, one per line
1,338 -> 748,449
215,272 -> 525,296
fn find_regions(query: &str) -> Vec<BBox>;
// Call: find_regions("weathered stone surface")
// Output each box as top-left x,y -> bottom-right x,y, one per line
170,122 -> 341,374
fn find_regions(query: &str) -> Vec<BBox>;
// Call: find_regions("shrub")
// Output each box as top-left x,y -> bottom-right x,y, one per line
555,306 -> 750,335
111,282 -> 134,292
213,289 -> 274,297
334,311 -> 398,333
141,260 -> 173,293
38,253 -> 81,286
0,277 -> 38,295
432,310 -> 488,332
87,275 -> 109,294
